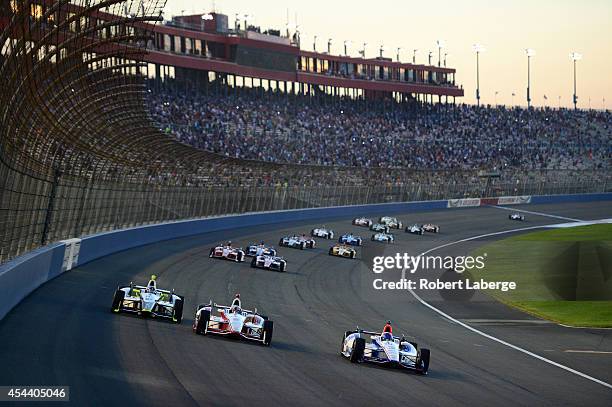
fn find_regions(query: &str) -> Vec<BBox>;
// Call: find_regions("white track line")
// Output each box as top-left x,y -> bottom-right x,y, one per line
405,221 -> 612,391
490,205 -> 583,222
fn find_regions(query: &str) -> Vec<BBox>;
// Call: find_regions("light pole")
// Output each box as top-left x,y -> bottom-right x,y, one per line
396,47 -> 401,62
570,52 -> 582,110
525,48 -> 535,108
361,42 -> 367,58
412,49 -> 418,64
495,91 -> 499,106
313,35 -> 317,51
436,40 -> 444,67
327,38 -> 332,54
379,44 -> 384,58
473,44 -> 485,107
244,14 -> 249,31
558,96 -> 561,109
344,40 -> 349,56
443,52 -> 448,67
234,13 -> 240,31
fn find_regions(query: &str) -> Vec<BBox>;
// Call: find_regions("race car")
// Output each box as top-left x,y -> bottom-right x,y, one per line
370,223 -> 390,233
421,224 -> 440,233
352,217 -> 373,227
209,244 -> 245,262
111,275 -> 184,323
371,232 -> 394,243
509,213 -> 525,221
279,235 -> 316,249
251,254 -> 287,272
380,216 -> 403,229
405,224 -> 425,235
193,294 -> 273,346
341,329 -> 430,375
338,233 -> 363,246
329,244 -> 357,259
311,227 -> 335,239
245,243 -> 277,257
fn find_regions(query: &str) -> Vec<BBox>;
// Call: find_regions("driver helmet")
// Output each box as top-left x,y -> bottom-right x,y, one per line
382,332 -> 394,341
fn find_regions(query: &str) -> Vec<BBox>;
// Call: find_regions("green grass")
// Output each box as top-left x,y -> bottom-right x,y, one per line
510,301 -> 612,328
471,224 -> 612,327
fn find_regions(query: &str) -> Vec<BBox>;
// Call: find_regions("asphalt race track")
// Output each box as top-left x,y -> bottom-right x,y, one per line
1,202 -> 611,406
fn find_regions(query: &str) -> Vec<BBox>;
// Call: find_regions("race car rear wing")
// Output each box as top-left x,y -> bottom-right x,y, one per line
213,303 -> 258,314
357,329 -> 403,340
132,284 -> 172,294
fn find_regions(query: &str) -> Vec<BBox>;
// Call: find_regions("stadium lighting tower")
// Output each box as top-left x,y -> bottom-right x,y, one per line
313,35 -> 317,51
473,43 -> 486,106
361,42 -> 367,58
327,38 -> 332,54
234,13 -> 240,31
443,52 -> 448,67
570,52 -> 582,110
396,47 -> 401,62
379,44 -> 384,58
412,49 -> 418,64
436,40 -> 445,67
244,14 -> 249,30
344,40 -> 350,56
428,51 -> 432,65
525,48 -> 535,108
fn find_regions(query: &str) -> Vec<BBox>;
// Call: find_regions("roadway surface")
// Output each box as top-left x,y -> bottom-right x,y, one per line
0,201 -> 611,406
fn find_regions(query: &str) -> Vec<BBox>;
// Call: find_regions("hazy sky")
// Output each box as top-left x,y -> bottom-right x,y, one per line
163,0 -> 611,109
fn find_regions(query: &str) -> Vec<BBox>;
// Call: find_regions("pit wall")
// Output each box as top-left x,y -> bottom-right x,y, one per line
1,192 -> 610,320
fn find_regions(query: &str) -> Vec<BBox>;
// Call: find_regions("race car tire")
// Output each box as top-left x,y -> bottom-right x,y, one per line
328,248 -> 334,256
237,252 -> 245,262
352,219 -> 357,225
209,248 -> 215,258
278,239 -> 284,247
309,241 -> 315,248
279,262 -> 286,272
357,239 -> 362,246
250,258 -> 257,268
508,215 -> 512,220
173,298 -> 184,324
371,236 -> 375,241
300,242 -> 306,250
111,289 -> 125,313
195,310 -> 210,335
350,251 -> 356,259
418,348 -> 430,374
350,338 -> 365,363
262,320 -> 274,346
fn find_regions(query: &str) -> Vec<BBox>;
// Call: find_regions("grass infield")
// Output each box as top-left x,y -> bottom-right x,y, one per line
472,224 -> 612,328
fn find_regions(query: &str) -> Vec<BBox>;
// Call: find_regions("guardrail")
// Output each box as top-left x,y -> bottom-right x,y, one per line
1,192 -> 610,321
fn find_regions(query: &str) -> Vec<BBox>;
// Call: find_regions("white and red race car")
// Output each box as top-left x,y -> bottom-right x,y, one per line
209,244 -> 245,262
352,217 -> 373,227
193,294 -> 273,346
421,224 -> 440,233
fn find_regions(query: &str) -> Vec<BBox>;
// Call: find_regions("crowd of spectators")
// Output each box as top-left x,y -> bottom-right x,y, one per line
148,85 -> 610,175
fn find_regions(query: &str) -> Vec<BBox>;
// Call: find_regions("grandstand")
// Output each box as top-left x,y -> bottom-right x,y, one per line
0,1 -> 610,263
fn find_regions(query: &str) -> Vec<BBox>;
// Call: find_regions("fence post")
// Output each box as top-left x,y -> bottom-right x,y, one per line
41,169 -> 61,245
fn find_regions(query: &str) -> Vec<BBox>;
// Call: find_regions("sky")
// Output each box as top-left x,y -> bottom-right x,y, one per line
162,0 -> 611,109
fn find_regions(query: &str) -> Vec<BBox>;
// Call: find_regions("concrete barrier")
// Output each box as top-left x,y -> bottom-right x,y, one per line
1,192 -> 611,321
0,243 -> 65,320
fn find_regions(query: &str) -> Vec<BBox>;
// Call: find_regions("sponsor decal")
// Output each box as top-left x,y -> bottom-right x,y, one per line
60,238 -> 81,271
497,195 -> 531,205
447,198 -> 481,208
